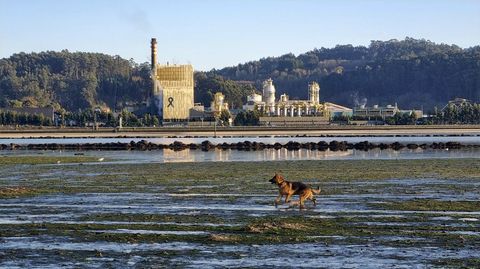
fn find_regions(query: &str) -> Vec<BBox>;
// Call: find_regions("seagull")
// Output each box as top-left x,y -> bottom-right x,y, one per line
98,158 -> 105,162
56,160 -> 61,164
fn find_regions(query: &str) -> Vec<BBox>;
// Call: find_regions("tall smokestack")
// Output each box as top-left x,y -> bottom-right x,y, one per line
151,38 -> 157,70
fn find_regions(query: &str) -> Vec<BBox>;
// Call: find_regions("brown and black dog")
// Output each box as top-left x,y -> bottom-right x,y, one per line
269,173 -> 321,209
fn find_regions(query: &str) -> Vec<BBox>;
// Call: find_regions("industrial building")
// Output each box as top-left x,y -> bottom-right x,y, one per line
210,92 -> 229,116
442,98 -> 471,111
246,79 -> 329,118
151,38 -> 194,122
353,104 -> 400,119
324,102 -> 353,118
353,104 -> 423,119
242,78 -> 353,126
242,93 -> 263,111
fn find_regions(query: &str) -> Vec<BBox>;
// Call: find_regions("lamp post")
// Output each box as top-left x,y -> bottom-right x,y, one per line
93,108 -> 101,131
213,117 -> 217,138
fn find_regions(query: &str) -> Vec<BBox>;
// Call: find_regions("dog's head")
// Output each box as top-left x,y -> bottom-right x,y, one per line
269,173 -> 284,185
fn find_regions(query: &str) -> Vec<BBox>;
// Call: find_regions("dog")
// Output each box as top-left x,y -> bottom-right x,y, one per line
269,173 -> 321,209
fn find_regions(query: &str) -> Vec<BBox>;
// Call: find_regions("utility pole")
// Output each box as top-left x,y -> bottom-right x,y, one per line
214,118 -> 217,138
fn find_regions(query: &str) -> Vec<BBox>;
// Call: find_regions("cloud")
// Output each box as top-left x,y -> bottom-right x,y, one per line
120,8 -> 151,33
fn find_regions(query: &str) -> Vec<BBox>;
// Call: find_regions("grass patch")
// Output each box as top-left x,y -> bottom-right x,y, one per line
432,258 -> 480,268
0,155 -> 101,165
1,158 -> 478,195
375,199 -> 480,212
0,187 -> 49,199
79,213 -> 227,225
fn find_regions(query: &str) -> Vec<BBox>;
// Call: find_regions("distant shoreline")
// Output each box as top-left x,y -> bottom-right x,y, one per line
0,125 -> 480,138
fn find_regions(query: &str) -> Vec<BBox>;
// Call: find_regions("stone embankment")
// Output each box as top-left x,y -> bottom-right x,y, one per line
0,140 -> 476,152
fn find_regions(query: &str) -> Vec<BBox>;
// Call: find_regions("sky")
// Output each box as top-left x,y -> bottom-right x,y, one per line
1,0 -> 479,71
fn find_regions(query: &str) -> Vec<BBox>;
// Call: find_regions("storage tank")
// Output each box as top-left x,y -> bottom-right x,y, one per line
262,78 -> 276,114
308,82 -> 320,104
247,93 -> 262,103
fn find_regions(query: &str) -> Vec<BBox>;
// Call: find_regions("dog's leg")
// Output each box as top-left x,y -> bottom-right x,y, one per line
285,193 -> 293,204
274,193 -> 283,206
299,196 -> 306,210
306,192 -> 316,206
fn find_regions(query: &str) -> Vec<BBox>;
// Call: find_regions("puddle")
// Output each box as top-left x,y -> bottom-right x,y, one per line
430,216 -> 454,221
171,243 -> 479,268
0,236 -> 199,252
458,217 -> 479,222
448,231 -> 480,236
90,229 -> 209,235
0,219 -> 238,227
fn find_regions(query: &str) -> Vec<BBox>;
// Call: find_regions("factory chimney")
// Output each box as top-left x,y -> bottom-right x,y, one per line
151,38 -> 157,70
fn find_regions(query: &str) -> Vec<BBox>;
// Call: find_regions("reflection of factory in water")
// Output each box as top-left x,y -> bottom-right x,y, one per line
164,147 -> 354,162
161,148 -> 195,163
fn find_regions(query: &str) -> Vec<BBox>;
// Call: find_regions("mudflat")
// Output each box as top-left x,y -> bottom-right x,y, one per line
0,158 -> 479,267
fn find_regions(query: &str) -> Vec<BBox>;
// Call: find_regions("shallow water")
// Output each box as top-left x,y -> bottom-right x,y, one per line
2,147 -> 480,164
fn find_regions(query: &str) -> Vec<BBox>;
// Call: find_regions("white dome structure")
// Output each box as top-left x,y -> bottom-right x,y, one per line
262,78 -> 276,114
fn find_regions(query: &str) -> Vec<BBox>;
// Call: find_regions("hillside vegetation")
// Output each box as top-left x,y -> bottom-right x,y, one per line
0,51 -> 152,112
0,38 -> 478,113
0,51 -> 253,112
211,38 -> 480,110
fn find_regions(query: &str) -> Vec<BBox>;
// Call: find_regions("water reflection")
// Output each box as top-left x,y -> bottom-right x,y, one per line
162,149 -> 195,163
156,147 -> 479,163
1,147 -> 479,164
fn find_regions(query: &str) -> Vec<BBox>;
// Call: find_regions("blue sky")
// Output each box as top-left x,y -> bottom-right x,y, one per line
1,0 -> 479,71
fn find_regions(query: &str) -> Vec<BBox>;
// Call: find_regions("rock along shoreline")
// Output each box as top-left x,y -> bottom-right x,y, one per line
1,140 -> 478,152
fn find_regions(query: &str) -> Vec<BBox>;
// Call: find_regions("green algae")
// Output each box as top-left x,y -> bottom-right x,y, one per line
375,199 -> 480,212
0,155 -> 101,165
1,158 -> 479,195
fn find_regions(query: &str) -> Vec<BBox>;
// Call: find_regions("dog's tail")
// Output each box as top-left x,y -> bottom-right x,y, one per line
312,186 -> 321,194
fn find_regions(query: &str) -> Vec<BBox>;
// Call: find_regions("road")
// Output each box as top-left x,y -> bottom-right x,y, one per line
0,125 -> 479,138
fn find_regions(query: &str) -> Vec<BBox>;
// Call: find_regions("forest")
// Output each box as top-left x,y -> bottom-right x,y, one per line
0,38 -> 479,115
211,38 -> 480,110
0,51 -> 254,113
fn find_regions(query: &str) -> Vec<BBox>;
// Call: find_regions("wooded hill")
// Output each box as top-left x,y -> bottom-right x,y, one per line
0,51 -> 151,112
0,51 -> 254,112
210,37 -> 480,110
0,38 -> 478,113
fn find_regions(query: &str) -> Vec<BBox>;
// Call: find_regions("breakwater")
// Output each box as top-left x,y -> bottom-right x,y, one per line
1,140 -> 477,152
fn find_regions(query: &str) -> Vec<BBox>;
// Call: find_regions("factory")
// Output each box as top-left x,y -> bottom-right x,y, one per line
245,79 -> 327,117
149,37 -> 351,126
151,38 -> 194,122
353,104 -> 423,119
242,78 -> 352,126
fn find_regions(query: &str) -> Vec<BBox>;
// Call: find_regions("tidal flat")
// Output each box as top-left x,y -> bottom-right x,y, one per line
0,157 -> 479,268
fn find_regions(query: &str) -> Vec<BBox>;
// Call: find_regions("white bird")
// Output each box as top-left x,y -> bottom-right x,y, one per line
98,158 -> 105,162
56,160 -> 61,164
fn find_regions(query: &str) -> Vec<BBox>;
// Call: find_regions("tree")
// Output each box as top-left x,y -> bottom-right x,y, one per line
234,110 -> 260,126
218,109 -> 231,126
